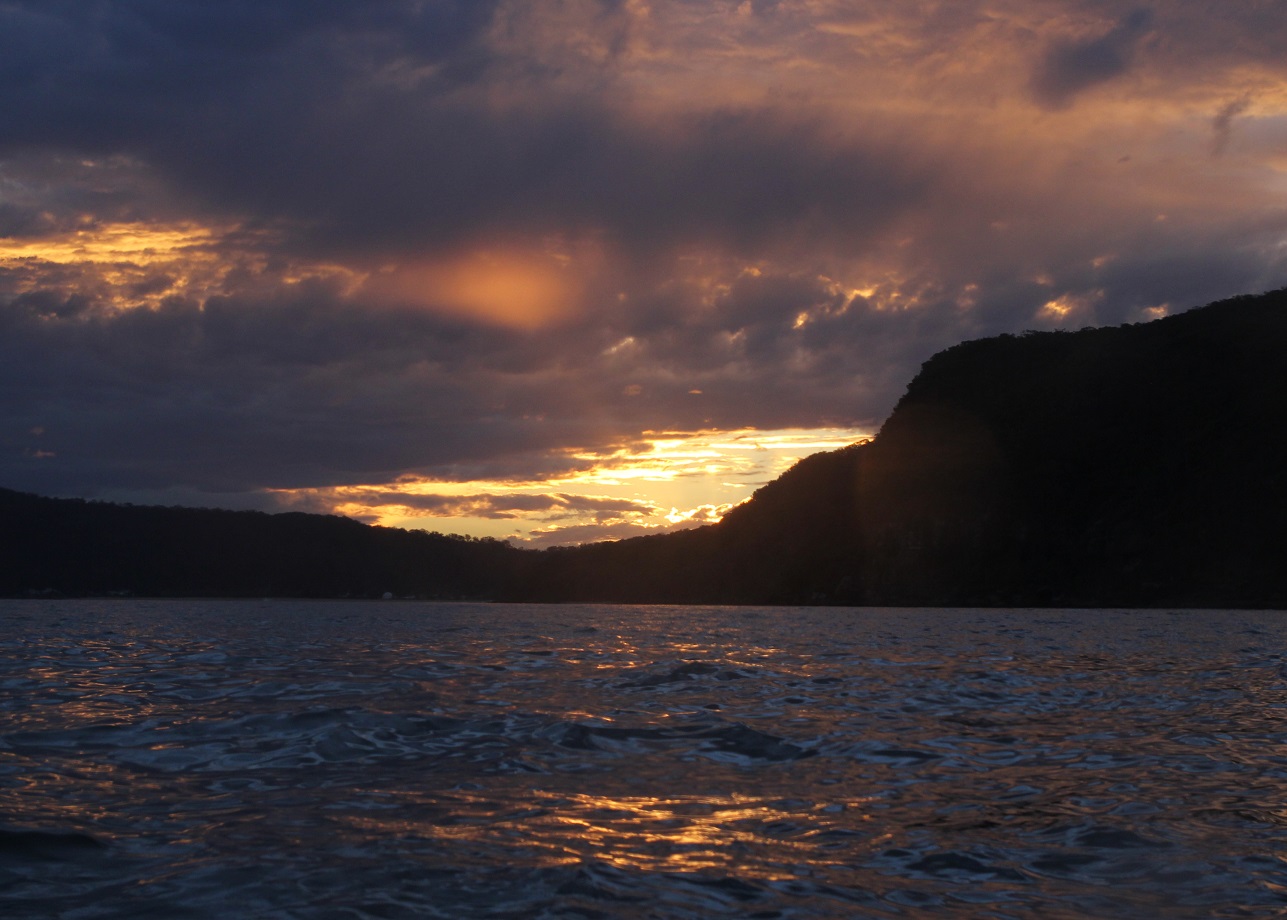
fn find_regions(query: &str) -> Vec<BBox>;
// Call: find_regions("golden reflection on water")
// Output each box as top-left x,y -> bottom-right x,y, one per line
346,790 -> 876,878
17,661 -> 160,734
10,605 -> 1287,916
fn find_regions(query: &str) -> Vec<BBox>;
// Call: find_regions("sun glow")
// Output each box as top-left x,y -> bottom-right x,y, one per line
270,426 -> 871,547
362,244 -> 585,329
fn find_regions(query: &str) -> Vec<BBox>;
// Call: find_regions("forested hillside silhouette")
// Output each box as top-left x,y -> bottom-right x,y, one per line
5,289 -> 1286,607
0,491 -> 524,599
512,289 -> 1287,608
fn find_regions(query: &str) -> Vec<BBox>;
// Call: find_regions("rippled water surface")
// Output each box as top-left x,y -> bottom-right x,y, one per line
4,601 -> 1287,918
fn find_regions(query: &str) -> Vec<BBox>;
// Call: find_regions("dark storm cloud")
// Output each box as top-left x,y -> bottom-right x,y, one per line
585,270 -> 958,432
0,1 -> 499,146
0,1 -> 929,261
169,107 -> 923,264
0,285 -> 530,495
0,203 -> 55,237
1210,98 -> 1251,157
1031,8 -> 1153,108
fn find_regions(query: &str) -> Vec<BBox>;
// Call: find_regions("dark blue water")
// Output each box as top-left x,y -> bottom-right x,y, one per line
3,600 -> 1287,917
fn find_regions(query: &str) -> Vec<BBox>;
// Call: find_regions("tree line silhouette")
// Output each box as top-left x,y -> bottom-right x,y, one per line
0,494 -> 524,599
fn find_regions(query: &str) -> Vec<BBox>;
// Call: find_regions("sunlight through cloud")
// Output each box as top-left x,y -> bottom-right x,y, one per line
269,426 -> 871,547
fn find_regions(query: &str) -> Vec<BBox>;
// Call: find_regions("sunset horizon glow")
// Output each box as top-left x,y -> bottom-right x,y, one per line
263,425 -> 873,546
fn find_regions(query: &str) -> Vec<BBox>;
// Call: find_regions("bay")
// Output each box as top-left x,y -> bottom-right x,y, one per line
2,600 -> 1287,917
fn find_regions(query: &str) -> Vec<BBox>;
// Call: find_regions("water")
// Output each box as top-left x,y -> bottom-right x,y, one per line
2,601 -> 1287,918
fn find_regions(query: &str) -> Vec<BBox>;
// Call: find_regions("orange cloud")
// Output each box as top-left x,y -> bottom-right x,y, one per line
0,222 -> 216,264
0,220 -> 364,313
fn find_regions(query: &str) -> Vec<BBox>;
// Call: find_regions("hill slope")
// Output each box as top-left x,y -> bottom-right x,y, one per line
511,289 -> 1287,607
0,490 -> 526,599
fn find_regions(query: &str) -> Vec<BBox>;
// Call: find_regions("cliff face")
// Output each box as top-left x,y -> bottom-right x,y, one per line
516,289 -> 1287,607
858,290 -> 1287,606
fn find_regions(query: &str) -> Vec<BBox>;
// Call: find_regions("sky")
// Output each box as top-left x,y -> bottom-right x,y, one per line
2,1 -> 1286,546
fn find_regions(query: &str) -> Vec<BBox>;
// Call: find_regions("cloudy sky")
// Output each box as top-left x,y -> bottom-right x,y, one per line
3,1 -> 1286,545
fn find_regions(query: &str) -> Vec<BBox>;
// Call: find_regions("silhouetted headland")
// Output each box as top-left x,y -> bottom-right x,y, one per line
6,288 -> 1287,607
0,494 -> 522,600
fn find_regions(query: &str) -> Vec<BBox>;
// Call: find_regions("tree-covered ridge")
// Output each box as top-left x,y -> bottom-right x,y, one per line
0,490 -> 525,599
511,289 -> 1287,608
